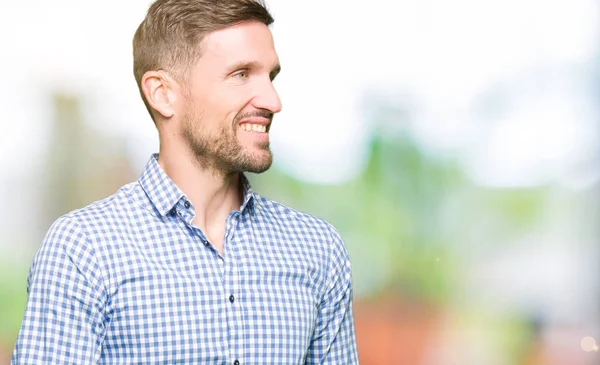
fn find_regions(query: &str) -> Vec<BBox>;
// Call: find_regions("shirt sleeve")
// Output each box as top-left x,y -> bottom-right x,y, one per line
12,216 -> 109,365
306,225 -> 359,364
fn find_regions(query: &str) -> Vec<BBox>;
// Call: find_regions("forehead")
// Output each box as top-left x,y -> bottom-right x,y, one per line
200,21 -> 279,69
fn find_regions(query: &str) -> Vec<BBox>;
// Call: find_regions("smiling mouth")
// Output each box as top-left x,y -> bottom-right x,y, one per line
239,123 -> 269,133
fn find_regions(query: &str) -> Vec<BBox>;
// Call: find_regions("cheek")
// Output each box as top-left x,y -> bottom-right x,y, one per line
204,94 -> 240,123
196,84 -> 254,127
216,86 -> 254,112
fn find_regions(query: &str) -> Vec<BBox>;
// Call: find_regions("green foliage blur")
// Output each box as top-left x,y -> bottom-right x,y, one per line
0,261 -> 28,356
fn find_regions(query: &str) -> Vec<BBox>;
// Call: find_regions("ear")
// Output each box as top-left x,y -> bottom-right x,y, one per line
141,70 -> 176,119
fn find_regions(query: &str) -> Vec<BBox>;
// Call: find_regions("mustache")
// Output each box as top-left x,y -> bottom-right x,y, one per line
234,110 -> 273,124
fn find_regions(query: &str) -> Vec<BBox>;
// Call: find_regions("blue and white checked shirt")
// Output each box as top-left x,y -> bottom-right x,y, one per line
12,154 -> 358,364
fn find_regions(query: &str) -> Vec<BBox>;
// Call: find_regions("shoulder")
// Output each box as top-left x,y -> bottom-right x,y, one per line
33,182 -> 140,283
37,181 -> 139,262
254,194 -> 332,233
65,181 -> 140,230
254,195 -> 353,299
254,194 -> 350,260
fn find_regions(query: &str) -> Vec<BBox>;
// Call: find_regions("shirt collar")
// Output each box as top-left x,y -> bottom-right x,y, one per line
139,154 -> 257,217
239,173 -> 256,213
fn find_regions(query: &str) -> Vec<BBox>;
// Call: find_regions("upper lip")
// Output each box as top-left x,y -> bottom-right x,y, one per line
239,117 -> 271,126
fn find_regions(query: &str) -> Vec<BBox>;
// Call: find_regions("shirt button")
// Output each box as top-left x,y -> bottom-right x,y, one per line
233,360 -> 240,365
184,201 -> 191,209
229,294 -> 235,303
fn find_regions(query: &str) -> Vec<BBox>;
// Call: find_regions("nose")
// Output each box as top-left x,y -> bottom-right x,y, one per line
251,78 -> 282,114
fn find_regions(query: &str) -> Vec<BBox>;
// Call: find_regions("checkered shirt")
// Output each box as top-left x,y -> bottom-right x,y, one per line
12,154 -> 358,364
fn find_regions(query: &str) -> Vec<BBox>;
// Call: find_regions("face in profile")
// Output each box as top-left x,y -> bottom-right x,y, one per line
180,20 -> 282,175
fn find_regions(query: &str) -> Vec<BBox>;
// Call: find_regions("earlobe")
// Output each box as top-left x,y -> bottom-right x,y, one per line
141,71 -> 175,119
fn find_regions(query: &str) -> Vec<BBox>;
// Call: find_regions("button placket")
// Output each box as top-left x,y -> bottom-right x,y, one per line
224,213 -> 244,365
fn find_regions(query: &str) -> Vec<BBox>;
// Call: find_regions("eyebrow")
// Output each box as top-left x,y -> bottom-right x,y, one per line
227,61 -> 281,79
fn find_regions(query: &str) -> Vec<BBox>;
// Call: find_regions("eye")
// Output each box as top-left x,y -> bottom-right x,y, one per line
233,71 -> 248,79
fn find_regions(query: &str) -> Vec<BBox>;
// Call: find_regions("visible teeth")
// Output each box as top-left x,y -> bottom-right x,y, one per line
241,124 -> 266,133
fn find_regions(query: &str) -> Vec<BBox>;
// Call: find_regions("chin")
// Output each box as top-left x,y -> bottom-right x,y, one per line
243,150 -> 273,173
249,157 -> 273,173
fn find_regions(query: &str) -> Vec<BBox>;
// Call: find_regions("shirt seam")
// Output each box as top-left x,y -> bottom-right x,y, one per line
62,214 -> 112,359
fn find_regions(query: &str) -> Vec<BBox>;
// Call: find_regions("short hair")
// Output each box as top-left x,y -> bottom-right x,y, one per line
133,0 -> 274,121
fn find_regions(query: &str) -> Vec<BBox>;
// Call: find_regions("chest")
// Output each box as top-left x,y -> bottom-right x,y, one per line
100,227 -> 322,364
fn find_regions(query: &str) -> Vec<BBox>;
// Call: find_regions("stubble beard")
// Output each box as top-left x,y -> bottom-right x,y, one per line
181,108 -> 273,177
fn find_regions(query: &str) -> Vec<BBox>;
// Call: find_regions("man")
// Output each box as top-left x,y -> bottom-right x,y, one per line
12,0 -> 358,364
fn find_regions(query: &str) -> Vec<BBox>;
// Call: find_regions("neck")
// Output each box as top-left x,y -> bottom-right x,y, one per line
157,146 -> 243,232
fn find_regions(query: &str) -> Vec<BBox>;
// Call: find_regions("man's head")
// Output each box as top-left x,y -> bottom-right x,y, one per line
133,0 -> 281,175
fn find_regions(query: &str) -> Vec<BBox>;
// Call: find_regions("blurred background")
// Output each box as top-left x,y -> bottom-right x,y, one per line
1,0 -> 599,363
